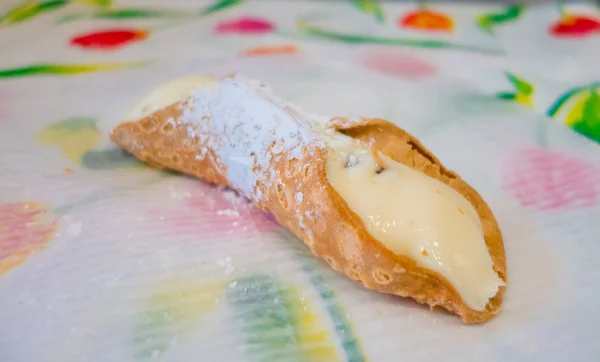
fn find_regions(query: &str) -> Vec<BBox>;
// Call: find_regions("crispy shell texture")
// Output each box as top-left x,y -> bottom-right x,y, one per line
111,101 -> 506,324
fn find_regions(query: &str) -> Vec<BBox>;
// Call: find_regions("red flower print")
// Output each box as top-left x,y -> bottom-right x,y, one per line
215,17 -> 275,34
0,202 -> 59,276
399,10 -> 454,32
549,15 -> 600,37
150,183 -> 278,238
70,28 -> 149,50
502,148 -> 600,210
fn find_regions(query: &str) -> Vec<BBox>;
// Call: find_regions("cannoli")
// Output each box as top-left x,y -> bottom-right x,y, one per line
111,75 -> 507,323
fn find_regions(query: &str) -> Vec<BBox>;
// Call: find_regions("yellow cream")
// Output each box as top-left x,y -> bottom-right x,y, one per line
326,137 -> 503,311
125,76 -> 217,121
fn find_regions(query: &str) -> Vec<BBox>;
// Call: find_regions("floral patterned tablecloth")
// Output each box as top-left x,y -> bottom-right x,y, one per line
1,1 -> 600,361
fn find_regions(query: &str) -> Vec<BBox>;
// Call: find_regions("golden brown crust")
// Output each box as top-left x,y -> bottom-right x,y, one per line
111,104 -> 506,324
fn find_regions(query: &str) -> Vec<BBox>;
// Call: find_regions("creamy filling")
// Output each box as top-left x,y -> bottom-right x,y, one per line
125,75 -> 217,121
326,137 -> 503,311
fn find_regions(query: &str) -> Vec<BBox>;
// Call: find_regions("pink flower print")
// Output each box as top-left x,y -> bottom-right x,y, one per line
502,147 -> 600,210
154,183 -> 279,238
215,17 -> 275,34
359,49 -> 435,79
0,202 -> 59,276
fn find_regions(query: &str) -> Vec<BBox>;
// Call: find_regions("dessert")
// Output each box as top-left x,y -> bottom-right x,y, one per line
111,75 -> 507,323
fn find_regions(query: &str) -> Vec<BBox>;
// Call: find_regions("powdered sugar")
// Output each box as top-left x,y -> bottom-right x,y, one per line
216,209 -> 240,217
222,189 -> 243,205
178,76 -> 331,201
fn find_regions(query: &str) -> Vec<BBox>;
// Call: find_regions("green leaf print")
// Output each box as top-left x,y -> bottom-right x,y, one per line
476,5 -> 524,35
201,0 -> 245,16
59,0 -> 243,23
351,0 -> 385,23
495,72 -> 534,107
76,0 -> 112,6
58,8 -> 196,22
507,73 -> 533,96
297,19 -> 500,54
496,92 -> 517,101
0,0 -> 68,26
132,278 -> 226,360
226,275 -> 340,362
572,89 -> 600,143
35,117 -> 101,164
547,82 -> 600,118
81,149 -> 143,170
0,62 -> 146,78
